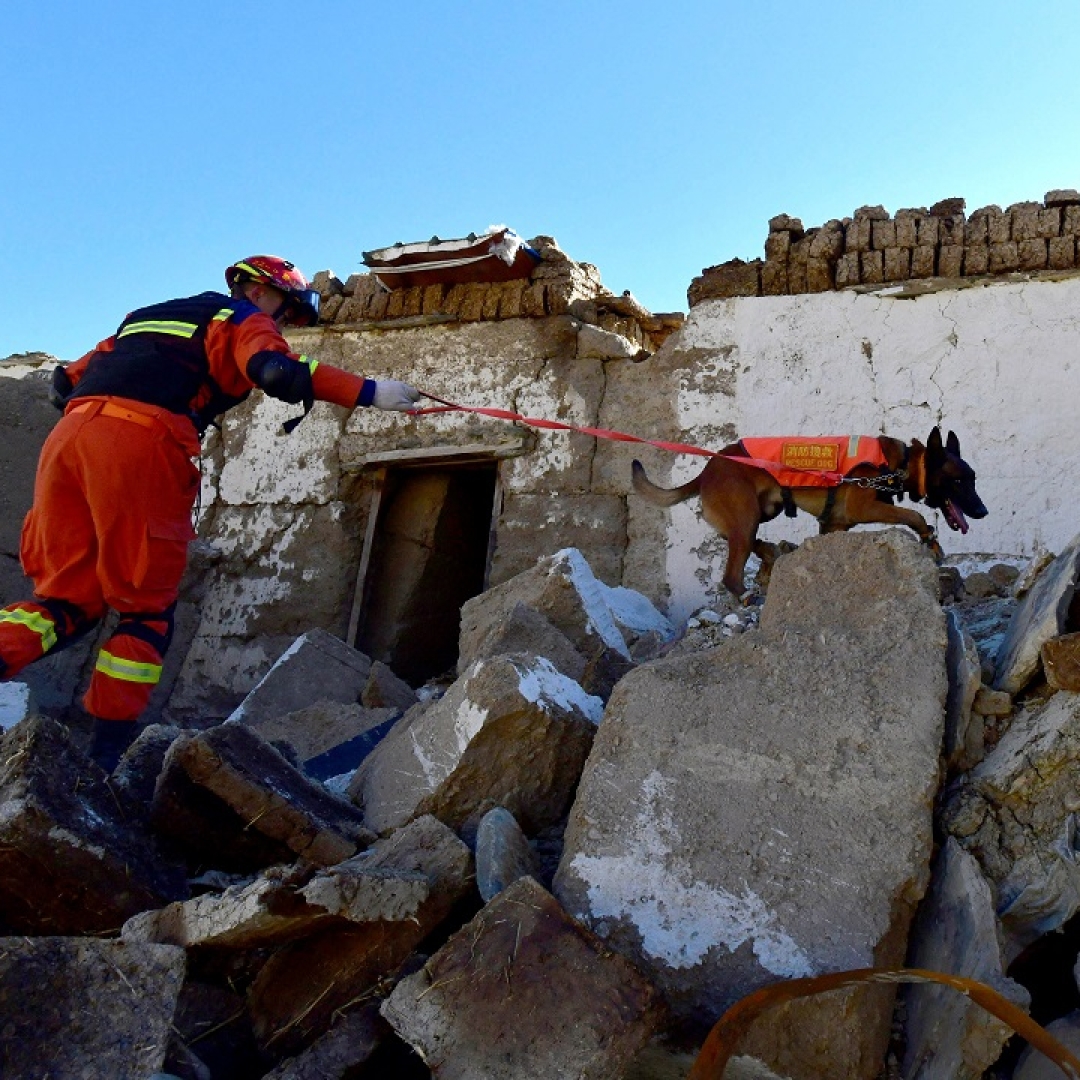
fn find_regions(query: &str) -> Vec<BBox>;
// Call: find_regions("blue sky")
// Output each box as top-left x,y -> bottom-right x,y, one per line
4,1 -> 1080,360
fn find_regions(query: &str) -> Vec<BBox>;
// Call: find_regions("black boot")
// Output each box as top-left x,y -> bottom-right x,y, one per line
89,719 -> 140,773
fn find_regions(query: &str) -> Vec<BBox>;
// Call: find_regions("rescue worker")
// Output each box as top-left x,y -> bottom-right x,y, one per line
0,255 -> 421,770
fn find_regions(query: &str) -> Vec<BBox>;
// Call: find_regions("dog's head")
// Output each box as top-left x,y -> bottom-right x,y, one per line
920,427 -> 988,533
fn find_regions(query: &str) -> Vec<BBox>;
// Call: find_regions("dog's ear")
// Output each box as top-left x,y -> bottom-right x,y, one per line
927,426 -> 943,454
946,430 -> 960,454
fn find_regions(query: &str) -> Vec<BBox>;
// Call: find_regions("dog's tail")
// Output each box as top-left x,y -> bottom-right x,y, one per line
631,459 -> 702,507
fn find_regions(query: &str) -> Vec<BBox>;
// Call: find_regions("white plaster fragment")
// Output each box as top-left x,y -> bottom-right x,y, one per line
552,549 -> 631,658
513,657 -> 604,724
570,772 -> 812,977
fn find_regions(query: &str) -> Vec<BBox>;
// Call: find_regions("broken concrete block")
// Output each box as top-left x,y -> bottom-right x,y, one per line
1041,632 -> 1080,691
382,875 -> 664,1079
152,722 -> 373,869
351,654 -> 602,836
972,686 -> 1012,717
945,609 -> 984,771
297,704 -> 400,783
245,699 -> 398,770
902,838 -> 1030,1079
125,846 -> 432,950
261,1002 -> 394,1079
475,805 -> 536,901
994,532 -> 1080,694
0,716 -> 187,934
458,600 -> 587,685
1013,1011 -> 1080,1079
0,937 -> 185,1078
940,690 -> 1080,959
228,627 -> 372,728
362,659 -> 419,712
459,547 -> 634,698
247,815 -> 474,1056
555,530 -> 947,1080
109,722 -> 183,819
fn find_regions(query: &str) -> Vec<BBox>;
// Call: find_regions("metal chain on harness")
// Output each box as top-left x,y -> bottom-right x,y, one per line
840,469 -> 908,492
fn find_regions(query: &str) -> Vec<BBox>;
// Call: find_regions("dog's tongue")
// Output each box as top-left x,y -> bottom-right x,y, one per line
945,500 -> 969,534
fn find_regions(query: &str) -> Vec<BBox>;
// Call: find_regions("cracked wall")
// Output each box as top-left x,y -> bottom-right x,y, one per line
171,272 -> 1079,712
631,275 -> 1080,620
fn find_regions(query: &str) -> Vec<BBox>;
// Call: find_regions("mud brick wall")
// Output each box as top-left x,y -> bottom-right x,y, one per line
689,190 -> 1080,306
311,236 -> 683,353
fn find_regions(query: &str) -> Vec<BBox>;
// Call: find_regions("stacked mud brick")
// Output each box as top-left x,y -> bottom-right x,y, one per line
312,236 -> 684,353
688,190 -> 1080,306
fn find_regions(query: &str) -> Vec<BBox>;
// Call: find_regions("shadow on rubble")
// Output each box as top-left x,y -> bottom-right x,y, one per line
7,534 -> 1080,1078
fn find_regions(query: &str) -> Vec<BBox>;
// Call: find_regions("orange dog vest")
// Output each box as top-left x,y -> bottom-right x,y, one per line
732,436 -> 888,488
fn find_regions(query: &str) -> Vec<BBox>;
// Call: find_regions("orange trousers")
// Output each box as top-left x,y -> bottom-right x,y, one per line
0,397 -> 199,721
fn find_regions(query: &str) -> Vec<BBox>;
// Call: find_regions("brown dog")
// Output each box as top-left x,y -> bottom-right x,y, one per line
632,427 -> 988,600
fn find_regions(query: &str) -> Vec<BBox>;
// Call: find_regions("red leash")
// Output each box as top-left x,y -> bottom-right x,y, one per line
409,391 -> 857,486
411,391 -> 718,458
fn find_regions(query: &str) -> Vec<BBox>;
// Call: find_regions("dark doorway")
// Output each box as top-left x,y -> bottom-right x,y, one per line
352,461 -> 498,686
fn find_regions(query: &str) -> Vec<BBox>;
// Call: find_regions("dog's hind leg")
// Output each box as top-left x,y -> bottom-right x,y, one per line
721,527 -> 758,602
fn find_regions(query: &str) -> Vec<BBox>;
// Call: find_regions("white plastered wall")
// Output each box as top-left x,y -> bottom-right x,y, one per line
649,275 -> 1080,622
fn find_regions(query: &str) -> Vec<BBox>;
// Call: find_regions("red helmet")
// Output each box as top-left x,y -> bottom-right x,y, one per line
225,255 -> 320,327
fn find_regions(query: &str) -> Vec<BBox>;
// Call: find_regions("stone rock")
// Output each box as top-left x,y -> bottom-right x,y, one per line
688,259 -> 762,305
109,722 -> 183,818
250,699 -> 398,769
994,532 -> 1080,694
1045,189 -> 1080,207
247,815 -> 473,1055
458,600 -> 587,685
124,844 -> 435,950
555,530 -> 946,1080
972,686 -> 1012,717
460,547 -> 634,698
351,654 -> 601,837
930,197 -> 966,218
940,690 -> 1080,959
1041,632 -> 1080,691
945,610 -> 984,771
0,937 -> 185,1078
261,1002 -> 393,1079
576,322 -> 642,361
297,705 -> 400,784
362,660 -> 419,712
475,806 -> 536,901
382,876 -> 664,1079
902,838 -> 1030,1079
152,722 -> 373,869
0,681 -> 34,730
1013,1011 -> 1080,1079
228,627 -> 372,729
0,716 -> 186,934
768,214 -> 804,235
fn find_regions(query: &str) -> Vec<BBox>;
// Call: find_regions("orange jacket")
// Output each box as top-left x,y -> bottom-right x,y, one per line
65,296 -> 367,426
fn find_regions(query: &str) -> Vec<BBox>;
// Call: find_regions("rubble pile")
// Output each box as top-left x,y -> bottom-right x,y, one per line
310,236 -> 684,353
4,529 -> 1080,1079
689,190 -> 1080,304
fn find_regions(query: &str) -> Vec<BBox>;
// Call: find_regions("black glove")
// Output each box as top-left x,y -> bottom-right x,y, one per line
49,365 -> 73,411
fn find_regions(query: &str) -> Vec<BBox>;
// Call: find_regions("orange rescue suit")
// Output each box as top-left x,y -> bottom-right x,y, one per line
1,293 -> 370,722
